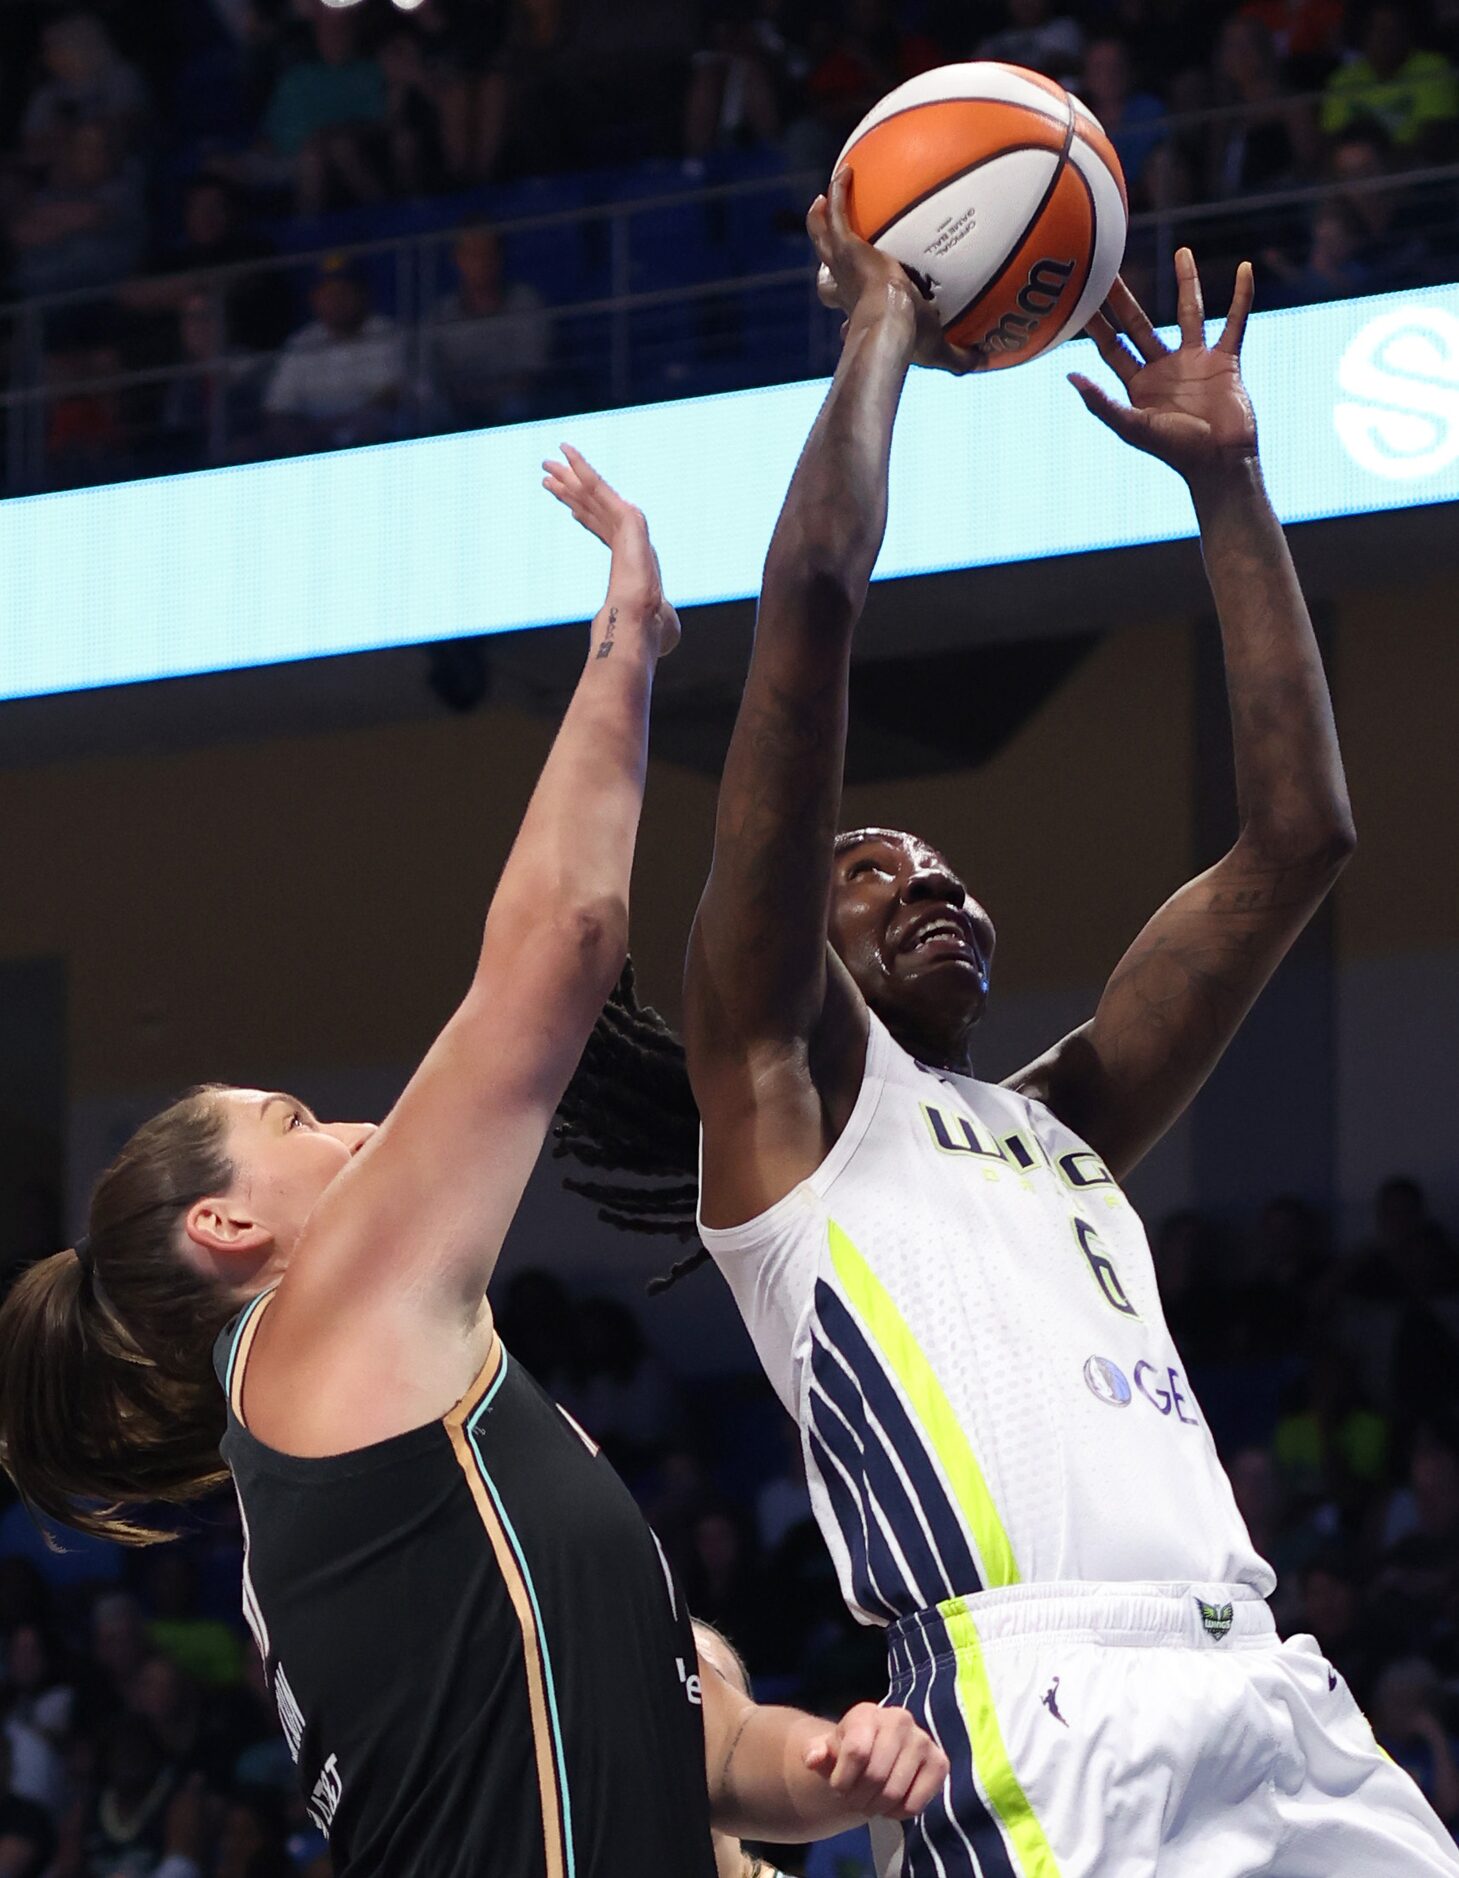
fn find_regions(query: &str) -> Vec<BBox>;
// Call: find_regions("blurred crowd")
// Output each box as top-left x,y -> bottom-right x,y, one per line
0,0 -> 1451,486
4,1170 -> 1459,1874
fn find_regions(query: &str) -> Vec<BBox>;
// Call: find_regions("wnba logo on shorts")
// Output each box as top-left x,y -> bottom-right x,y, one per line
1083,1355 -> 1132,1406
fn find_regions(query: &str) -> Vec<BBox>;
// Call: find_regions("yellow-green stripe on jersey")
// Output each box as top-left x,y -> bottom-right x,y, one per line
823,1220 -> 1020,1591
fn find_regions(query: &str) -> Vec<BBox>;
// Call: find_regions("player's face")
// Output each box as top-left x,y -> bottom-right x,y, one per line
214,1089 -> 376,1258
828,830 -> 995,1048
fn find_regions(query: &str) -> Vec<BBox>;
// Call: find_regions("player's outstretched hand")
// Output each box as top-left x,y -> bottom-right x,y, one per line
803,1701 -> 949,1820
1069,249 -> 1257,485
809,168 -> 976,376
543,444 -> 680,659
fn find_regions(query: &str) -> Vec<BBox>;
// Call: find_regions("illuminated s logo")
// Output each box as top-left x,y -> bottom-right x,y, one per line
1334,307 -> 1459,481
1083,1355 -> 1132,1406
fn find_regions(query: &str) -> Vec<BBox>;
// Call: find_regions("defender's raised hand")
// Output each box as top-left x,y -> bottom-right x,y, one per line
1070,250 -> 1257,484
809,168 -> 975,375
543,444 -> 680,659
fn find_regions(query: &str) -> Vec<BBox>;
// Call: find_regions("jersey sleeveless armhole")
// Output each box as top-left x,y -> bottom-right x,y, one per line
213,1294 -> 714,1878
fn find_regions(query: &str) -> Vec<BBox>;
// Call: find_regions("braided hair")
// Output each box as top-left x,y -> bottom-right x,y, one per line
554,959 -> 709,1291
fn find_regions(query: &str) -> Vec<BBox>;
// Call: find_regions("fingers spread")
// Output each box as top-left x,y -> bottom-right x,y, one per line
1106,277 -> 1167,361
1175,246 -> 1206,349
1219,259 -> 1255,355
1068,372 -> 1144,446
1082,311 -> 1140,384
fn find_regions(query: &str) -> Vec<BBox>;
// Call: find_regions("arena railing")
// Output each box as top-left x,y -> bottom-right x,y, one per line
0,122 -> 1455,497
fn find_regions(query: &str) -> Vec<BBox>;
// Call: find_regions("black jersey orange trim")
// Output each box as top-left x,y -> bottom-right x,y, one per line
445,1344 -> 569,1878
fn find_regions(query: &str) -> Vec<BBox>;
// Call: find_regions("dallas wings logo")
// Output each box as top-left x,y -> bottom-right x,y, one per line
1196,1599 -> 1234,1642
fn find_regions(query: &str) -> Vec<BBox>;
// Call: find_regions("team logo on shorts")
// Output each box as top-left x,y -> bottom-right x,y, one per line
1197,1599 -> 1234,1641
1083,1355 -> 1132,1406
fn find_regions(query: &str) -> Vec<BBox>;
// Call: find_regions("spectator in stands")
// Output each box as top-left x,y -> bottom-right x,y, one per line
682,1502 -> 784,1673
977,0 -> 1085,82
1322,2 -> 1459,155
53,1718 -> 200,1878
1207,14 -> 1317,197
427,223 -> 548,428
1264,197 -> 1375,303
236,3 -> 391,215
1103,0 -> 1213,90
1075,37 -> 1168,195
42,338 -> 132,491
789,0 -> 944,170
1373,1656 -> 1459,1827
559,1295 -> 683,1475
1299,1552 -> 1381,1703
128,1653 -> 252,1793
86,1592 -> 150,1719
1272,1344 -> 1390,1514
144,1553 -> 243,1691
19,12 -> 147,172
0,1732 -> 54,1878
1371,1422 -> 1459,1659
0,1562 -> 48,1639
2,1690 -> 63,1820
157,286 -> 262,466
2,1623 -> 74,1759
382,0 -> 505,186
9,118 -> 145,299
213,1787 -> 296,1878
122,177 -> 293,354
468,0 -> 574,183
1241,0 -> 1344,81
263,253 -> 408,451
1347,1172 -> 1454,1301
685,0 -> 788,162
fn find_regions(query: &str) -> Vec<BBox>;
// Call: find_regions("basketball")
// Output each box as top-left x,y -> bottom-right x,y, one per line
834,62 -> 1128,371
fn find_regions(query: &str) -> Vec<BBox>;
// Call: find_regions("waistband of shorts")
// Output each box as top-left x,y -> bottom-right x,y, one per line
887,1581 -> 1275,1675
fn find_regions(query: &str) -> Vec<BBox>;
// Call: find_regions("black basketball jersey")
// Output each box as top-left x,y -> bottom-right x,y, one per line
214,1291 -> 716,1878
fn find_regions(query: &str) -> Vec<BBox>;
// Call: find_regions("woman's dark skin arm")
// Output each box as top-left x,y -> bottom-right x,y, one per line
685,170 -> 969,1227
1011,253 -> 1355,1178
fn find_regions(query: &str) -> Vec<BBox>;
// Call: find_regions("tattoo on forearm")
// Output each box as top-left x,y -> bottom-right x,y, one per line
596,605 -> 618,660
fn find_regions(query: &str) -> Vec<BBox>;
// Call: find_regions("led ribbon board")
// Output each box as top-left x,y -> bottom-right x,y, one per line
2,279 -> 1458,701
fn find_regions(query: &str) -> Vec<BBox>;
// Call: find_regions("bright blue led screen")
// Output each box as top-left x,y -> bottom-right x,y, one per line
2,279 -> 1457,701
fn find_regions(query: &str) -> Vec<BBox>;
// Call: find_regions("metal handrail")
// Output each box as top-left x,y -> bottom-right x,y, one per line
5,139 -> 1456,490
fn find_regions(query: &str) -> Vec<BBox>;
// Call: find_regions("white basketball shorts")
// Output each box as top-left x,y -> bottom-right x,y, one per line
881,1581 -> 1459,1877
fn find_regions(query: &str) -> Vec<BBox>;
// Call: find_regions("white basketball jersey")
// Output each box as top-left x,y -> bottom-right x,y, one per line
699,1012 -> 1273,1626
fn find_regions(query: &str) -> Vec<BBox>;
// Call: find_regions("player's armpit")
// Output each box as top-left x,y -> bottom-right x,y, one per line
1008,830 -> 1351,1180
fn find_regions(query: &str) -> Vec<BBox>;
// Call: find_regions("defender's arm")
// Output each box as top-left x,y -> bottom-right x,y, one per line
1012,256 -> 1354,1178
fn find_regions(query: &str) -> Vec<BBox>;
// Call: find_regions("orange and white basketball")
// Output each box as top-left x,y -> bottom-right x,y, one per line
834,62 -> 1128,372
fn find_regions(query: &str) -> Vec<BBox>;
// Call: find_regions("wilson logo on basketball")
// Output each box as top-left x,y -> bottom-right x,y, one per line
971,257 -> 1076,368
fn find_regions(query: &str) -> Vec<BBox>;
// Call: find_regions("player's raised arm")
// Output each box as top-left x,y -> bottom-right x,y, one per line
685,170 -> 966,1224
256,458 -> 678,1446
1010,251 -> 1355,1178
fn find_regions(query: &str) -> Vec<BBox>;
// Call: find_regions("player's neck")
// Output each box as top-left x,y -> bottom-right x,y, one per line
881,1009 -> 977,1078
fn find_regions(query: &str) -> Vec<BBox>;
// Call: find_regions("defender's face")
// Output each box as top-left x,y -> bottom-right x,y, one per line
828,830 -> 995,1039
